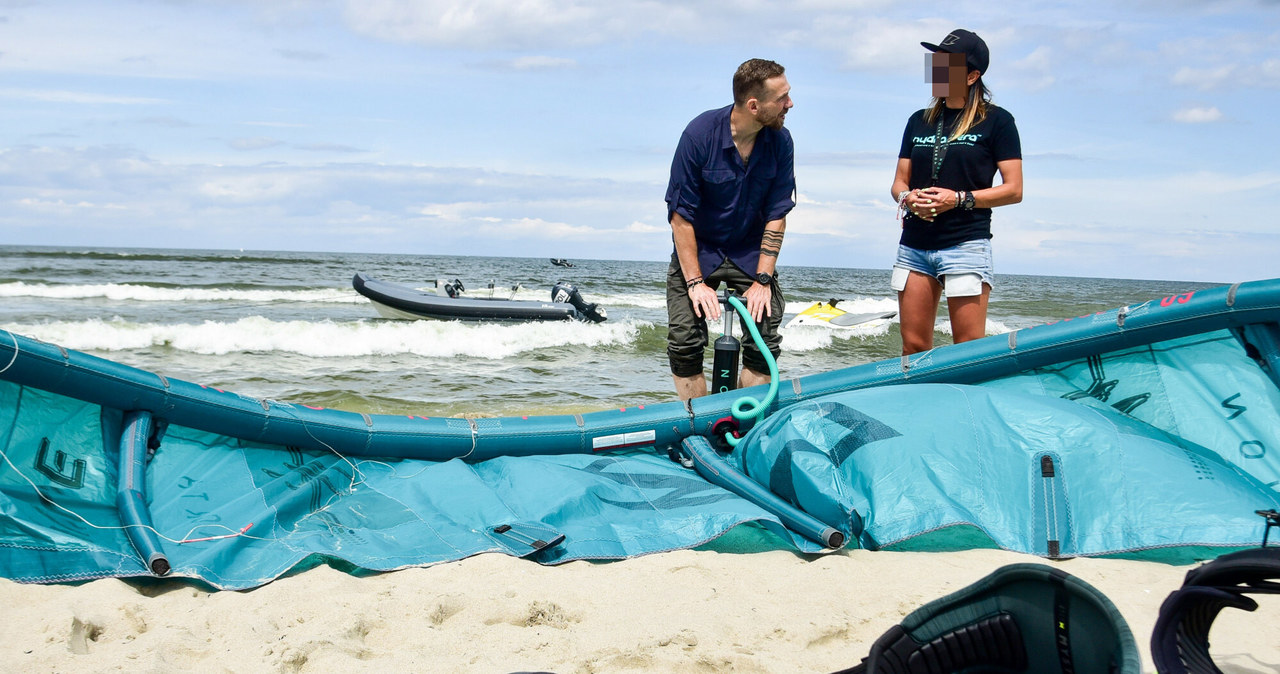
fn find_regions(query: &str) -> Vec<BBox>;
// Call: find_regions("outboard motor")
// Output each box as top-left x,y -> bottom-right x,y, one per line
551,282 -> 608,323
443,278 -> 465,299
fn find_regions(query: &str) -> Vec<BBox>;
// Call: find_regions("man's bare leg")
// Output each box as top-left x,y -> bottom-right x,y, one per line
673,373 -> 707,401
739,366 -> 771,389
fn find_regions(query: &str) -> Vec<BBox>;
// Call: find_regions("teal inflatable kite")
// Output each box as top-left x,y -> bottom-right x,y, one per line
1,280 -> 1279,588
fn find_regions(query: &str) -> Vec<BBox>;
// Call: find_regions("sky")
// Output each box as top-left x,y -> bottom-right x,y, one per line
1,0 -> 1278,283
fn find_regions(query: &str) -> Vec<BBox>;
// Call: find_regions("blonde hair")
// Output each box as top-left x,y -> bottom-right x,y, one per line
925,79 -> 991,141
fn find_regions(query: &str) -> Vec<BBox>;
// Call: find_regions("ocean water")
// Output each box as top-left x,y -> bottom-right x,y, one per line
0,246 -> 1223,417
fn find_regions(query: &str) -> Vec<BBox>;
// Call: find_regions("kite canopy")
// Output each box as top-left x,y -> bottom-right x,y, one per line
731,379 -> 1280,560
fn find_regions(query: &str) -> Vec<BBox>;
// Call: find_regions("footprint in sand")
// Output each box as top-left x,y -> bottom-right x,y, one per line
68,617 -> 105,655
428,601 -> 463,626
518,601 -> 579,628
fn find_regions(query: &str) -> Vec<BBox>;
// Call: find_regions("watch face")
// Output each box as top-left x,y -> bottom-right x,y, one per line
756,273 -> 772,285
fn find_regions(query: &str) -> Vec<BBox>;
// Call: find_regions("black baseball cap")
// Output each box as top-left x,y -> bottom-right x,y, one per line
922,29 -> 989,75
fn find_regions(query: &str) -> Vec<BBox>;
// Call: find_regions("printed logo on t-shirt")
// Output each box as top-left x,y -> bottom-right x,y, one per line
911,133 -> 981,147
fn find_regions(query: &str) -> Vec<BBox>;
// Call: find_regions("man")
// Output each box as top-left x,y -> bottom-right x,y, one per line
664,58 -> 796,401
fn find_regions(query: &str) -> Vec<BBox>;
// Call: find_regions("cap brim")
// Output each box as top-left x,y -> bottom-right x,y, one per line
921,41 -> 944,52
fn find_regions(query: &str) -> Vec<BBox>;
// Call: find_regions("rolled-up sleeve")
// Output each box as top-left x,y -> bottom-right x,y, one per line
762,132 -> 796,222
665,130 -> 703,224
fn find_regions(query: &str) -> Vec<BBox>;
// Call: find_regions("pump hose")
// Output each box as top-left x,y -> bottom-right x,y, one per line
723,295 -> 779,447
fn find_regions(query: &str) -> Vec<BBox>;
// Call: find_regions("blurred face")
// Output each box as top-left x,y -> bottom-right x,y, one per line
927,52 -> 970,98
754,75 -> 793,130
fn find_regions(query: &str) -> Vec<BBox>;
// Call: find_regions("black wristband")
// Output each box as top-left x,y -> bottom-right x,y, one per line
685,277 -> 703,290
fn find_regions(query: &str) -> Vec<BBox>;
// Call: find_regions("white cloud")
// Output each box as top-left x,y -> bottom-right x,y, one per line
0,88 -> 168,105
244,121 -> 310,129
343,0 -> 635,49
503,55 -> 578,71
478,217 -> 598,239
625,221 -> 667,234
15,197 -> 127,214
275,49 -> 328,62
295,142 -> 366,153
340,0 -> 910,52
138,116 -> 193,128
3,1 -> 1280,280
229,137 -> 285,151
789,16 -> 955,73
786,193 -> 896,240
1004,45 -> 1056,92
196,172 -> 323,203
417,200 -> 488,219
1172,106 -> 1223,123
1172,65 -> 1239,90
1171,59 -> 1280,91
3,142 -> 1278,280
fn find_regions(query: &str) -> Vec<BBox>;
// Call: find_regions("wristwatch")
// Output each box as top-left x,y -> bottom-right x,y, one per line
961,191 -> 976,210
755,272 -> 774,286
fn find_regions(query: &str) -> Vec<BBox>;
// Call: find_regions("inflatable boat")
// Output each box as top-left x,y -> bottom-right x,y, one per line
352,272 -> 607,323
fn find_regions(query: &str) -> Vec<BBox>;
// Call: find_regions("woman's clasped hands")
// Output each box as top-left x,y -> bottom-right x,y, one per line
905,187 -> 960,222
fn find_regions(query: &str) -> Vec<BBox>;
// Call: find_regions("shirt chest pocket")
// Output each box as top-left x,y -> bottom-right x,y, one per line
744,164 -> 776,215
700,168 -> 740,206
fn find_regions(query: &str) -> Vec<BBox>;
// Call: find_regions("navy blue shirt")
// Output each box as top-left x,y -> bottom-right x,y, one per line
665,105 -> 796,278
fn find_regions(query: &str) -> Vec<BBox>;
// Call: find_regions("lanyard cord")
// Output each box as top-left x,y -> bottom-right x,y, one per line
930,112 -> 949,186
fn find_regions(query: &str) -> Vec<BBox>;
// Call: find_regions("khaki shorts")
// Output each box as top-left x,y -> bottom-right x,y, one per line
666,254 -> 784,377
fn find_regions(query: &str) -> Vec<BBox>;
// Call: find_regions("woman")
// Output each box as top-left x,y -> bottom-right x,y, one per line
891,29 -> 1022,355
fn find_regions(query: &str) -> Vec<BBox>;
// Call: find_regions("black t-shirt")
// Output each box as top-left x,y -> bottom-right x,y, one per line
897,104 -> 1021,250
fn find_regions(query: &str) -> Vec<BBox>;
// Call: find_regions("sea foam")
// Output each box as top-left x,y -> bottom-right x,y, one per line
0,281 -> 359,304
2,316 -> 644,359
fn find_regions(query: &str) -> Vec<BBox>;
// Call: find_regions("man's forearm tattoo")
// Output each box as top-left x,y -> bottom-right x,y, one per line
761,230 -> 784,258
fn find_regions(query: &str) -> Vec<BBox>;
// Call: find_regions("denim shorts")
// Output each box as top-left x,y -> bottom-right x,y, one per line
893,239 -> 994,293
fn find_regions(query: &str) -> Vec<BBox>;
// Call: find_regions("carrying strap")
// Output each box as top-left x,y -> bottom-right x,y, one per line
835,564 -> 1135,674
836,614 -> 1026,674
1151,544 -> 1280,674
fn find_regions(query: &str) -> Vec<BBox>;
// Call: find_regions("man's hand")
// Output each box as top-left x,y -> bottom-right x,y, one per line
688,282 -> 721,321
743,282 -> 772,323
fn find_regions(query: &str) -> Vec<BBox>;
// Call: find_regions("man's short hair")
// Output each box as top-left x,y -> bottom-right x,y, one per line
733,59 -> 786,106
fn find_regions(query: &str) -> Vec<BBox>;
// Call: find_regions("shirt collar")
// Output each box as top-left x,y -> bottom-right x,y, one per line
717,104 -> 736,153
716,104 -> 773,161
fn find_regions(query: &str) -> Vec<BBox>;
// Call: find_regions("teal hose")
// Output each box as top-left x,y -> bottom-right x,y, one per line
723,295 -> 779,447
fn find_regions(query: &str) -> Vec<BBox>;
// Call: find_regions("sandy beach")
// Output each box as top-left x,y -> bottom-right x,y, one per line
3,541 -> 1277,673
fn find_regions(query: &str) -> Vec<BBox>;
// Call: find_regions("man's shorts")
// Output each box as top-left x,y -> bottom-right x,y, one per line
666,255 -> 784,378
891,239 -> 994,297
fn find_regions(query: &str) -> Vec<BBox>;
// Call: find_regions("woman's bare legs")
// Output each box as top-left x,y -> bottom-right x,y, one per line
898,271 -> 943,355
946,283 -> 991,344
